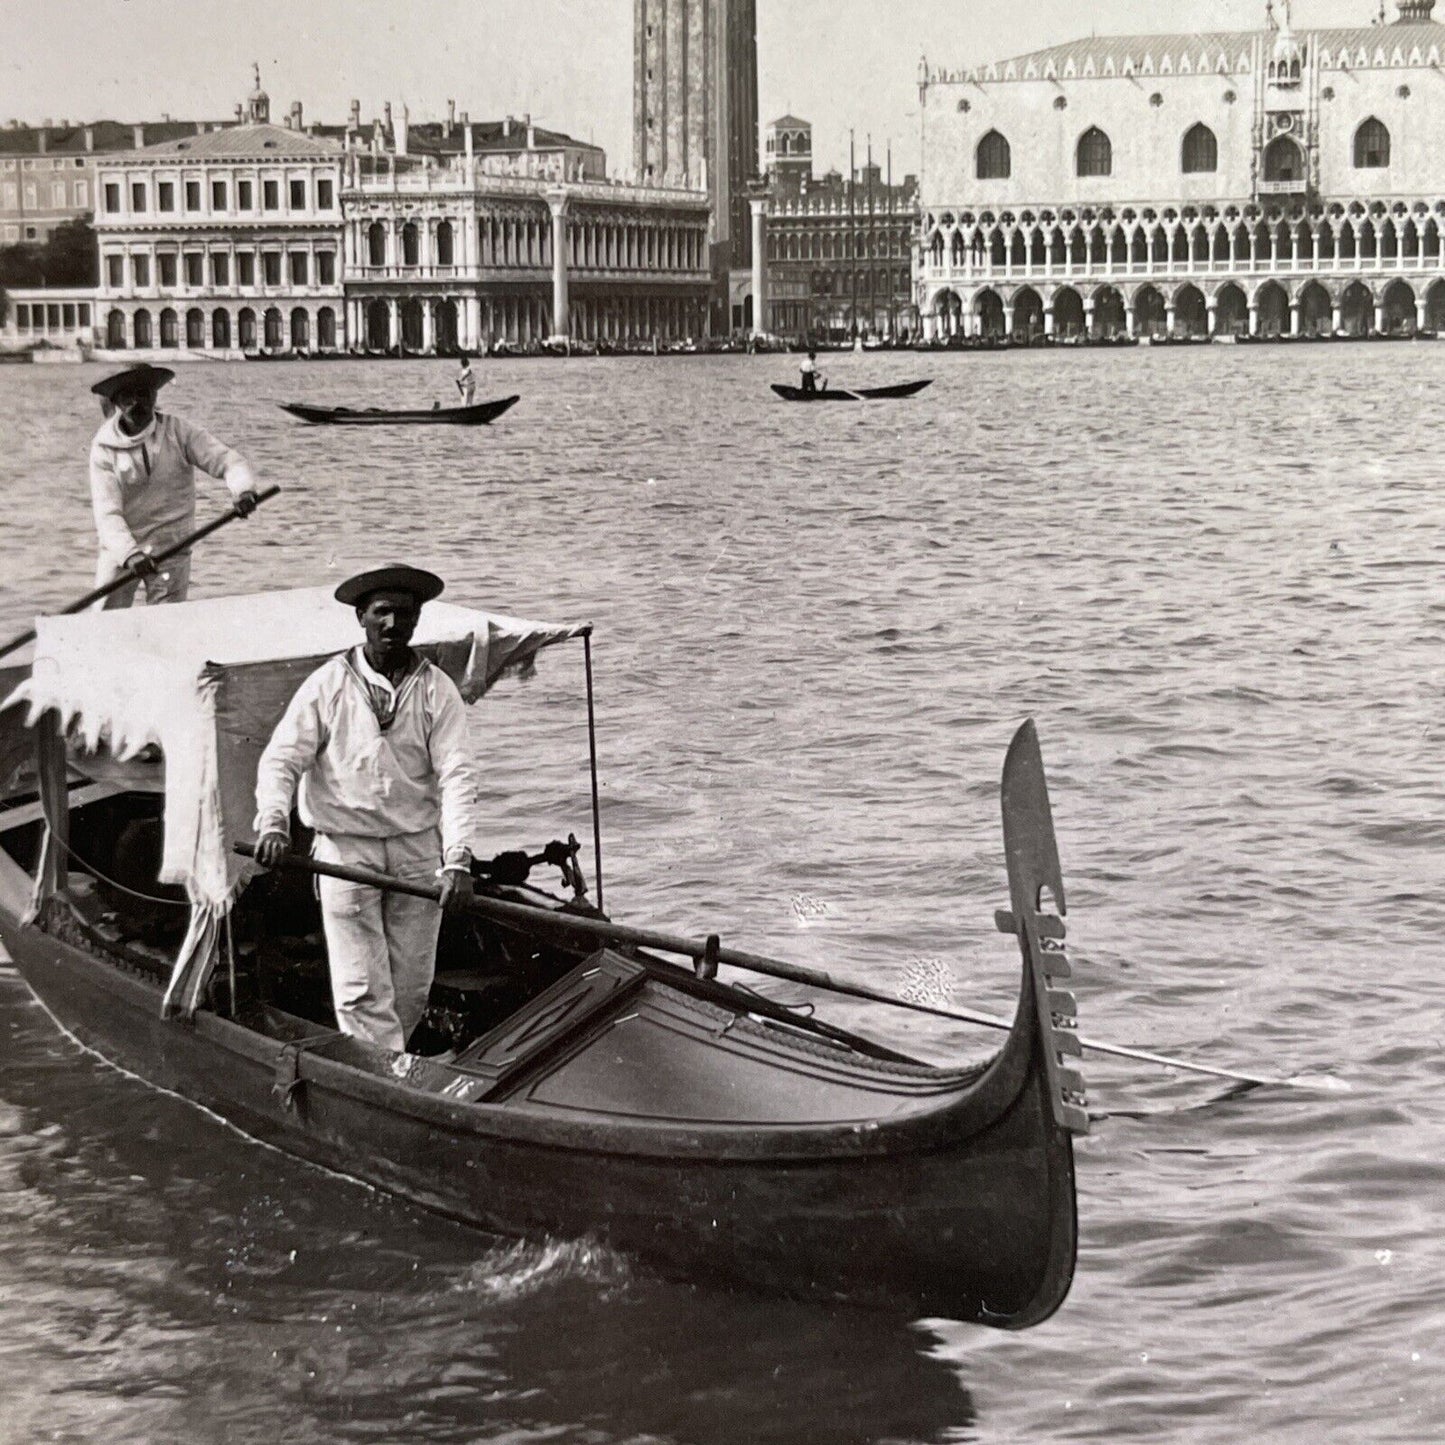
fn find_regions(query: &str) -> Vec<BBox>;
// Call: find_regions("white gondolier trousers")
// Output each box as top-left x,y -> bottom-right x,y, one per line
313,828 -> 444,1052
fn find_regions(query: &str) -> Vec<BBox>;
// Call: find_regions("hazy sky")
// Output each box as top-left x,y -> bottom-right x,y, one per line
0,0 -> 1395,175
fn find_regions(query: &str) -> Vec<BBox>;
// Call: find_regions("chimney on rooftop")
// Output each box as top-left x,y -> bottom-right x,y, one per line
84,125 -> 94,151
37,130 -> 47,154
160,112 -> 170,123
397,103 -> 409,156
503,114 -> 512,137
383,101 -> 392,130
447,99 -> 455,134
132,124 -> 144,148
195,120 -> 204,135
464,118 -> 473,161
290,100 -> 302,130
235,103 -> 244,122
349,98 -> 361,129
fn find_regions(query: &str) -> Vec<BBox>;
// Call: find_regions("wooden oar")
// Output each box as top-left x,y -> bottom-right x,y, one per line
233,842 -> 1337,1092
0,484 -> 282,661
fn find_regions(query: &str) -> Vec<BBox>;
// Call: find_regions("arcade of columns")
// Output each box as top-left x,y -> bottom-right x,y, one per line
343,185 -> 711,349
919,201 -> 1445,338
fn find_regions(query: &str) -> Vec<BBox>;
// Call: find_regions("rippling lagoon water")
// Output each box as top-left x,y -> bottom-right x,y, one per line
0,348 -> 1441,1442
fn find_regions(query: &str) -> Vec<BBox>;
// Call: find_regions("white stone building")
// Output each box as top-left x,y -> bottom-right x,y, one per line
918,2 -> 1445,340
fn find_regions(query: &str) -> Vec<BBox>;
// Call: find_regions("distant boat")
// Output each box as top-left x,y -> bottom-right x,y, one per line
771,380 -> 933,403
279,396 -> 520,426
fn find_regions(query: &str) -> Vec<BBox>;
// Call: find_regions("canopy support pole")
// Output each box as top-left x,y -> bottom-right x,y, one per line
24,710 -> 69,922
582,628 -> 603,912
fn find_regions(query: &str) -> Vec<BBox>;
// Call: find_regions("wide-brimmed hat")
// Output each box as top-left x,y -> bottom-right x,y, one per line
90,363 -> 175,401
334,564 -> 445,608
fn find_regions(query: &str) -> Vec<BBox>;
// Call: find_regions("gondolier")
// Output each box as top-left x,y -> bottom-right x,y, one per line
455,354 -> 476,406
88,363 -> 262,607
253,565 -> 477,1051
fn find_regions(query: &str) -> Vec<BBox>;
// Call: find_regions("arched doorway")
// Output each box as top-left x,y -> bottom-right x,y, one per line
290,307 -> 310,350
238,308 -> 256,350
159,308 -> 179,348
973,288 -> 1005,340
1381,279 -> 1416,335
1427,280 -> 1445,332
1091,286 -> 1125,340
1215,283 -> 1248,337
366,299 -> 390,349
133,309 -> 152,348
400,298 -> 424,350
1052,287 -> 1085,339
107,309 -> 126,348
1011,287 -> 1044,343
932,288 -> 962,338
1255,281 -> 1289,338
434,299 -> 459,353
264,307 -> 283,349
212,309 -> 232,349
1263,136 -> 1304,184
186,308 -> 205,347
1341,281 -> 1373,337
317,306 -> 336,350
1134,285 -> 1166,338
1174,284 -> 1207,338
1297,282 -> 1331,338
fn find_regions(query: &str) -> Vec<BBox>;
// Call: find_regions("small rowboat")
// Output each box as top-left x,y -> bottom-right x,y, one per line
279,395 -> 520,426
771,380 -> 933,403
0,590 -> 1086,1326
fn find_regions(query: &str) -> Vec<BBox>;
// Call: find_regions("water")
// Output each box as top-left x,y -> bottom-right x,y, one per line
0,348 -> 1441,1442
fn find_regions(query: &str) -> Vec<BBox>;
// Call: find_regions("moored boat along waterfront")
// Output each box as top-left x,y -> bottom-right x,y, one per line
0,350 -> 1440,1442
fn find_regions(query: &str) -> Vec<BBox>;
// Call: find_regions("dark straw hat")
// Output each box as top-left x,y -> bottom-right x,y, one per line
90,363 -> 175,401
334,564 -> 445,608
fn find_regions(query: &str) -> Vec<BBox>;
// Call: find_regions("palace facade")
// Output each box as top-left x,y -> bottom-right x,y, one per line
73,73 -> 711,356
759,115 -> 918,340
917,2 -> 1445,340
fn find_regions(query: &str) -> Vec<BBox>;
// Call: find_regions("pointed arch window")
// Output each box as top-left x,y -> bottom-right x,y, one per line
1077,127 -> 1112,177
976,130 -> 1011,180
1354,117 -> 1390,169
1182,123 -> 1218,174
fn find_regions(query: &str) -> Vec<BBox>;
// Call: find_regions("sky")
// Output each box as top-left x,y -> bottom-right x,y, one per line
0,0 -> 1400,177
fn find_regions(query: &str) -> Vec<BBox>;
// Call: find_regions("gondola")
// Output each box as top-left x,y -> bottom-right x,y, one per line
0,589 -> 1085,1327
771,380 -> 933,402
279,395 -> 520,426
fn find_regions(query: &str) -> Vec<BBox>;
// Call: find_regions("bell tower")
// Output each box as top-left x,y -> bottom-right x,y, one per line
245,62 -> 270,125
1256,1 -> 1316,199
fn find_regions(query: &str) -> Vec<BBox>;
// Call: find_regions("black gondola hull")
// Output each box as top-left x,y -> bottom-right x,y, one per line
279,396 -> 520,426
0,903 -> 1077,1327
771,380 -> 933,402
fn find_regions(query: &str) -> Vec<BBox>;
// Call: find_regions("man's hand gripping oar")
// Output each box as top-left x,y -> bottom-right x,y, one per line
0,485 -> 282,662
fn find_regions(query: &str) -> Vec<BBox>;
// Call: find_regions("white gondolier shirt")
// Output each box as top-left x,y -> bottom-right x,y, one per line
254,648 -> 477,867
89,410 -> 258,565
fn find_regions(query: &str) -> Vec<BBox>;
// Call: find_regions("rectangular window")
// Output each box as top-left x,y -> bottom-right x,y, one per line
47,304 -> 61,328
262,252 -> 281,285
238,179 -> 253,210
263,180 -> 279,210
212,253 -> 229,285
0,182 -> 15,207
23,184 -> 37,208
289,178 -> 306,209
316,178 -> 333,209
130,181 -> 146,211
316,250 -> 335,284
78,304 -> 90,324
289,251 -> 308,284
158,252 -> 177,286
237,251 -> 255,285
185,180 -> 201,211
211,179 -> 227,210
73,181 -> 88,206
158,181 -> 174,211
106,254 -> 123,286
50,182 -> 66,206
104,182 -> 120,212
184,252 -> 203,286
62,303 -> 75,327
132,254 -> 150,286
15,304 -> 29,329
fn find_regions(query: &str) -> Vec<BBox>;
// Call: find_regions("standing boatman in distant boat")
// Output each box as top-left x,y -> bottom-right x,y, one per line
88,363 -> 262,607
799,349 -> 824,394
253,564 -> 477,1053
455,354 -> 476,407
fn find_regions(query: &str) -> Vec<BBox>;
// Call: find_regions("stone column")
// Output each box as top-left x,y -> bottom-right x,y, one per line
387,298 -> 400,349
464,296 -> 481,351
1124,302 -> 1136,338
749,192 -> 769,337
1248,303 -> 1259,337
1002,303 -> 1015,339
1043,306 -> 1055,337
1206,300 -> 1218,337
1290,301 -> 1301,337
1165,302 -> 1176,337
421,299 -> 434,353
1374,302 -> 1385,334
1416,298 -> 1429,333
546,189 -> 570,339
1331,303 -> 1342,335
1083,298 -> 1096,340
